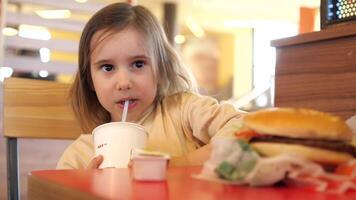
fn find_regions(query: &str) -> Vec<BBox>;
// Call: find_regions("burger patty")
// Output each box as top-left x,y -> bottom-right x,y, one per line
250,135 -> 356,156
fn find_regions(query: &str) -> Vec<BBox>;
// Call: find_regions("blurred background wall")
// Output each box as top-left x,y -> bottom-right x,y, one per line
0,0 -> 321,107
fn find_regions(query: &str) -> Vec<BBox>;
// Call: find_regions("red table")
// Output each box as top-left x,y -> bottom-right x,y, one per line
28,167 -> 356,200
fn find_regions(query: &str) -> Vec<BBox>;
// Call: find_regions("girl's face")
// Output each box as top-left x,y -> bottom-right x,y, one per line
90,26 -> 157,122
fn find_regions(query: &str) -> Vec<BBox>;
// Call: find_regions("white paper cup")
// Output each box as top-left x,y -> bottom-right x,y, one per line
92,122 -> 148,168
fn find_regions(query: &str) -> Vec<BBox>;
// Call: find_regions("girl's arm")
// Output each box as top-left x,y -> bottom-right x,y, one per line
170,144 -> 212,166
171,93 -> 245,167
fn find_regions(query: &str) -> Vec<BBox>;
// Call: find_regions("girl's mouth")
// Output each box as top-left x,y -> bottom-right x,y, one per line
117,99 -> 138,108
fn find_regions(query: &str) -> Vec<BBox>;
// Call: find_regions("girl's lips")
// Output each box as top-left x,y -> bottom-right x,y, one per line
117,99 -> 138,109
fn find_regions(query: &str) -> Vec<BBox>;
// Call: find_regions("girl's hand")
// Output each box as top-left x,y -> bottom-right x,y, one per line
87,155 -> 104,169
128,160 -> 133,168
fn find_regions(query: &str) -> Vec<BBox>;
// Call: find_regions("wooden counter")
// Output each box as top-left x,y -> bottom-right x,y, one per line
271,23 -> 356,119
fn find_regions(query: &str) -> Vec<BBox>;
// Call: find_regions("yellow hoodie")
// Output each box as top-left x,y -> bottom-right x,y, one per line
57,92 -> 245,169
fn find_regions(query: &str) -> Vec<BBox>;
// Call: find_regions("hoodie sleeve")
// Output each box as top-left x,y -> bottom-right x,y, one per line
56,134 -> 95,169
181,92 -> 246,144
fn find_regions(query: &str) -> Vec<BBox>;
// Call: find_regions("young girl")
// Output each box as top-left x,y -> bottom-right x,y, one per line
57,2 -> 245,169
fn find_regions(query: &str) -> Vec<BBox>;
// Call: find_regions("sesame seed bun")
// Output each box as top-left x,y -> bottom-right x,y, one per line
244,108 -> 352,141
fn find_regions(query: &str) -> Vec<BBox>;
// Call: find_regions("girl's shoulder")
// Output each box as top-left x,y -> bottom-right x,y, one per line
69,134 -> 94,151
162,91 -> 219,107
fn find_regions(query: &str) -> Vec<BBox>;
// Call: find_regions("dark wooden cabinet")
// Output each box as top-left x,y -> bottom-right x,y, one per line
271,23 -> 356,119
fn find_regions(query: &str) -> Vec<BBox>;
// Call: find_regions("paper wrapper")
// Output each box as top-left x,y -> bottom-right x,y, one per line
287,160 -> 356,193
194,137 -> 356,194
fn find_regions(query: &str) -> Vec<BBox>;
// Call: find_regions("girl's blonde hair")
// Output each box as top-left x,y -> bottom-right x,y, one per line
70,3 -> 195,133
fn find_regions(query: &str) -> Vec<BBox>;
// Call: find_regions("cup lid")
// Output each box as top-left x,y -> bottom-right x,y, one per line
92,122 -> 147,135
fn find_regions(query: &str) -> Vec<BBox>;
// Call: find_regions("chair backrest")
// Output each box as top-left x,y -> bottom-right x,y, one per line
3,77 -> 82,139
2,77 -> 82,200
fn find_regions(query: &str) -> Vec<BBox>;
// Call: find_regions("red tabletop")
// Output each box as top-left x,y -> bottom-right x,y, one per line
28,167 -> 356,200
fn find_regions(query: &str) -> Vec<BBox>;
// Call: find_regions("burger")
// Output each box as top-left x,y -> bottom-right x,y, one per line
236,107 -> 356,169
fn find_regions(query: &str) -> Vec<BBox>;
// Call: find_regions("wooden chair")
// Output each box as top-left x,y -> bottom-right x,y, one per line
2,77 -> 82,200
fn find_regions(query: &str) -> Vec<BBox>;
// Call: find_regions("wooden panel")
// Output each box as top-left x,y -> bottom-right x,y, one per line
275,73 -> 356,101
274,97 -> 356,119
275,73 -> 356,120
273,23 -> 356,120
3,78 -> 82,139
275,36 -> 356,75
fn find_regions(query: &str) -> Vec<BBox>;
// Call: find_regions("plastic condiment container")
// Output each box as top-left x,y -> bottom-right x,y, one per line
131,149 -> 170,181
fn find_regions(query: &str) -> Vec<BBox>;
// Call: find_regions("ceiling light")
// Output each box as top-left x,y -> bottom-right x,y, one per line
19,24 -> 51,40
39,48 -> 51,63
35,9 -> 71,19
39,70 -> 49,78
174,35 -> 186,44
2,27 -> 18,36
0,67 -> 14,82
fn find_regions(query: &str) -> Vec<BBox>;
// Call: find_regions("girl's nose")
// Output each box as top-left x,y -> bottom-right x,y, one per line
115,69 -> 133,91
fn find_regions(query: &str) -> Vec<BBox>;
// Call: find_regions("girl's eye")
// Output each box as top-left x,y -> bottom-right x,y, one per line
133,60 -> 145,69
101,64 -> 114,72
